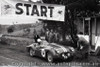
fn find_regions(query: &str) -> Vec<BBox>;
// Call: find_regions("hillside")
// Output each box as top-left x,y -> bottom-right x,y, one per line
7,23 -> 44,38
0,25 -> 10,34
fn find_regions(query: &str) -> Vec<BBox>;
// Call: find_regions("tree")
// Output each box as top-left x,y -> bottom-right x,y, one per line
7,25 -> 15,33
42,0 -> 81,44
28,0 -> 99,47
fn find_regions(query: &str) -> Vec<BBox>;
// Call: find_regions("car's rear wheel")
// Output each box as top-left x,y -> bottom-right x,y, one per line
47,52 -> 54,63
29,48 -> 35,57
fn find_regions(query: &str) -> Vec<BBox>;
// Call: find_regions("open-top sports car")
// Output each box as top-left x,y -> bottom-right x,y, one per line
26,40 -> 75,62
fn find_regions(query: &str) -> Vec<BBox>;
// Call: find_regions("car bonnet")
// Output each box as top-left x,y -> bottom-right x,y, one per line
48,43 -> 69,53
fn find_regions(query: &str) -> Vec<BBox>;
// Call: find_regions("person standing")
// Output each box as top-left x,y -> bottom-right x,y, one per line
54,30 -> 59,43
48,29 -> 54,43
45,29 -> 50,42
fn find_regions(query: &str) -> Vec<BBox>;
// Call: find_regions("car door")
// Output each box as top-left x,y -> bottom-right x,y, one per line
35,46 -> 45,57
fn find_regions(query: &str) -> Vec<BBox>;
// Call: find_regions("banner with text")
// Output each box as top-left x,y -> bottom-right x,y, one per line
0,0 -> 65,21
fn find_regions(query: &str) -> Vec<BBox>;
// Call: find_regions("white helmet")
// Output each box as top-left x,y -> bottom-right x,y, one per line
37,38 -> 42,42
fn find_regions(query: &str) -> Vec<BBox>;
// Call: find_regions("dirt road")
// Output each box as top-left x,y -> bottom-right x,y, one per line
0,43 -> 99,67
0,43 -> 46,66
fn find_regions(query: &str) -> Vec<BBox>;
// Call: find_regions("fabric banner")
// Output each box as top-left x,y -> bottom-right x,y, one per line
0,0 -> 65,21
0,0 -> 15,15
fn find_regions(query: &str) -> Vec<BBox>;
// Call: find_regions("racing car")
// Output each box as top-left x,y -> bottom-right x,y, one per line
26,40 -> 75,62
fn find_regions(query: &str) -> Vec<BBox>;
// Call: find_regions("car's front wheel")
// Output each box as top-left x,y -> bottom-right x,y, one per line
47,52 -> 54,63
29,48 -> 35,57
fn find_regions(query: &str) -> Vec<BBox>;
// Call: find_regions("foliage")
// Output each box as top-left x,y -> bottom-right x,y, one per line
42,0 -> 100,45
7,25 -> 15,33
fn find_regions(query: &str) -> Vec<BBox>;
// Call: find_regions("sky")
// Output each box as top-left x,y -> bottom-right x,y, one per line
0,0 -> 41,25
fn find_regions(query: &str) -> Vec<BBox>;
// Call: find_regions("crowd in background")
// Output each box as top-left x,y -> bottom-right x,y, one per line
33,27 -> 71,44
33,28 -> 64,44
45,29 -> 61,43
45,28 -> 89,51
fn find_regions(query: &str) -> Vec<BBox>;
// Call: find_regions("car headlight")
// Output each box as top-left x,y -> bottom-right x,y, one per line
67,53 -> 71,57
62,54 -> 68,59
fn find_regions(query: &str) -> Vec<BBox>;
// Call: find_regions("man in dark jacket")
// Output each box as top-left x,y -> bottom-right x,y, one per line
75,36 -> 89,59
34,34 -> 40,43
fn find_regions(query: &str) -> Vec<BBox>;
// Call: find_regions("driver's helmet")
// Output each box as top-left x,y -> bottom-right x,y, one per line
37,38 -> 42,44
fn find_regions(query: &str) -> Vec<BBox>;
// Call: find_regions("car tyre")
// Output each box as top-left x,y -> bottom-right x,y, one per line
47,52 -> 54,63
29,48 -> 35,57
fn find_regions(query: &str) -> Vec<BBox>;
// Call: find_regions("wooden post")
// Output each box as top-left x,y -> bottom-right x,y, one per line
91,17 -> 96,51
89,19 -> 91,54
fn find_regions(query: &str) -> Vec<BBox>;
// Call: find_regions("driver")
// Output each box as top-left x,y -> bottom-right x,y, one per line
37,38 -> 49,47
37,38 -> 42,45
34,34 -> 40,43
